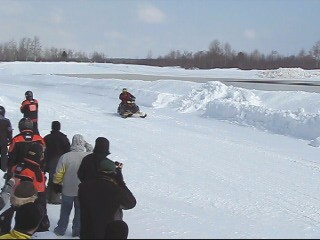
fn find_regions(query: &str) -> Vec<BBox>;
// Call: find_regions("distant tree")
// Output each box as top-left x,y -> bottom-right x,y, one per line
17,38 -> 28,61
30,36 -> 41,61
91,51 -> 106,62
309,41 -> 320,68
61,50 -> 68,61
146,50 -> 153,59
2,40 -> 17,61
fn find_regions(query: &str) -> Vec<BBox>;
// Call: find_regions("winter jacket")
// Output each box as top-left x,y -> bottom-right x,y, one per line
0,189 -> 37,236
43,130 -> 70,173
0,115 -> 12,146
20,99 -> 38,122
11,159 -> 49,232
53,134 -> 92,196
0,229 -> 31,239
78,172 -> 136,239
0,193 -> 37,236
12,160 -> 46,193
119,92 -> 135,103
8,130 -> 45,172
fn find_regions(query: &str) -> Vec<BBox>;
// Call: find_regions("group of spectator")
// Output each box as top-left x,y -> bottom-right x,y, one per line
0,90 -> 137,239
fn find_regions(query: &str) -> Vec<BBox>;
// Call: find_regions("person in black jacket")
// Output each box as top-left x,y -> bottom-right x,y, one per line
78,158 -> 136,239
77,137 -> 111,183
43,121 -> 70,204
0,106 -> 12,172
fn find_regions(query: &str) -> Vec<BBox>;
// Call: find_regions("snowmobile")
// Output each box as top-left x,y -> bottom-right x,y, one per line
117,99 -> 147,118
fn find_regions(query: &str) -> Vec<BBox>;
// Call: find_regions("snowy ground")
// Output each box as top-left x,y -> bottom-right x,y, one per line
0,62 -> 320,239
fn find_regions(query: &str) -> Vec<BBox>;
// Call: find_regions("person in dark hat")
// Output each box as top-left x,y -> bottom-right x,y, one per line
43,121 -> 71,204
77,137 -> 111,182
0,105 -> 13,172
11,144 -> 50,232
0,202 -> 43,239
0,181 -> 38,236
78,158 -> 136,239
6,117 -> 45,182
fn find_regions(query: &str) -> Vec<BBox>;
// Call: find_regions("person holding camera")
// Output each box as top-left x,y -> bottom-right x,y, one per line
52,134 -> 92,237
78,158 -> 136,239
78,137 -> 113,183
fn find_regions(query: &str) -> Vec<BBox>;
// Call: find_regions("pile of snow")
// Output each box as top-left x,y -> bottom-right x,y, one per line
153,81 -> 320,140
178,82 -> 261,113
258,67 -> 320,79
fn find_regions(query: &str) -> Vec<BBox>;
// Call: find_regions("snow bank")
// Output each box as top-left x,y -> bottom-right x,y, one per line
163,81 -> 320,140
258,68 -> 320,79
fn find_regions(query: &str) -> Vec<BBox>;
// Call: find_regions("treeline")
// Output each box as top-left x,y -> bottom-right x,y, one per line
0,36 -> 319,70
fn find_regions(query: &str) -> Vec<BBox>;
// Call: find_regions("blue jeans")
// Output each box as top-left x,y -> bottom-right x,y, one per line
56,194 -> 80,235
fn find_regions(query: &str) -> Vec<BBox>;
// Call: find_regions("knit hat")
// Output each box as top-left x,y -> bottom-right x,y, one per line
25,143 -> 43,163
14,202 -> 43,232
51,121 -> 61,131
14,181 -> 37,198
11,181 -> 38,207
98,159 -> 116,173
93,137 -> 110,156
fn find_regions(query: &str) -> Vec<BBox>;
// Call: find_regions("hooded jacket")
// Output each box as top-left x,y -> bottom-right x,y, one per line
53,134 -> 92,196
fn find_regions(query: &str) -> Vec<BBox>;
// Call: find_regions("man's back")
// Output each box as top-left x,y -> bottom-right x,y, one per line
0,116 -> 12,145
78,176 -> 136,239
44,131 -> 70,172
8,130 -> 45,171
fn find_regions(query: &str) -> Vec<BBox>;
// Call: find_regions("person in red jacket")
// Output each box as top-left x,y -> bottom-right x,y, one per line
7,118 -> 45,178
20,91 -> 39,134
12,143 -> 49,232
119,88 -> 135,105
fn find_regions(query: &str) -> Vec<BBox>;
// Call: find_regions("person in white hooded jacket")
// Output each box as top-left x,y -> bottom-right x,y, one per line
52,134 -> 92,237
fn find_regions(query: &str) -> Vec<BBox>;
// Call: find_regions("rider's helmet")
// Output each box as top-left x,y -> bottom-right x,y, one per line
25,90 -> 33,100
122,88 -> 127,93
18,117 -> 34,132
0,106 -> 5,117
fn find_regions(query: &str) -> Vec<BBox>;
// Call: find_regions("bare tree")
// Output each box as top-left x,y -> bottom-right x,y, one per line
91,51 -> 106,62
2,40 -> 17,61
30,36 -> 42,61
309,41 -> 320,68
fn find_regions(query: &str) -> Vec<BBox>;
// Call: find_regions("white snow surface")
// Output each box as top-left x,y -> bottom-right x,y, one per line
0,62 -> 320,239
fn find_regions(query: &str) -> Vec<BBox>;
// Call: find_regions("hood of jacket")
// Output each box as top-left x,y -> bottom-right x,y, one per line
70,134 -> 86,152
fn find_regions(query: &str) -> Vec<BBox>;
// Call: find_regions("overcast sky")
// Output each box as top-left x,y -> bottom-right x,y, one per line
0,0 -> 319,58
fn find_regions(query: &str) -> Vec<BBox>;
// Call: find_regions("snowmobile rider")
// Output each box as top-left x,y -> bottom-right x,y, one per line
119,88 -> 135,105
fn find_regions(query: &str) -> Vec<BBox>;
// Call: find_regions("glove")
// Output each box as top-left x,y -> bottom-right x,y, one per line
53,183 -> 62,193
114,167 -> 126,187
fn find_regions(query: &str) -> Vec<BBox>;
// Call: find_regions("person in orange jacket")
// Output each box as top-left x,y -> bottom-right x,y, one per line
20,91 -> 39,134
7,118 -> 45,177
12,144 -> 49,233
